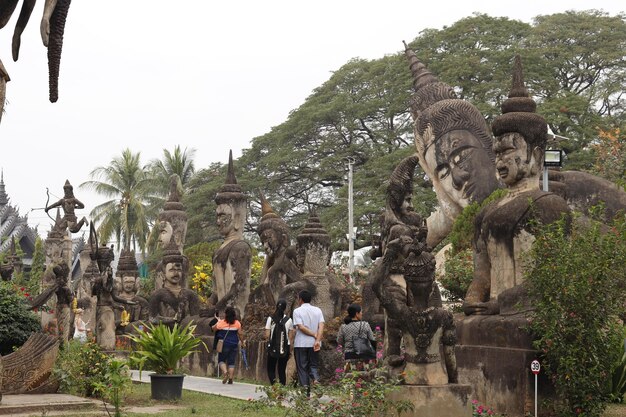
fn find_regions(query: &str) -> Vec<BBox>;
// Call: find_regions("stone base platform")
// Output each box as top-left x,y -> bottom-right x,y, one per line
387,384 -> 472,417
0,394 -> 97,415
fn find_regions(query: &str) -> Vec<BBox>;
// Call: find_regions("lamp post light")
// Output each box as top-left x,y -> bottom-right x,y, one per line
543,149 -> 563,192
345,157 -> 355,275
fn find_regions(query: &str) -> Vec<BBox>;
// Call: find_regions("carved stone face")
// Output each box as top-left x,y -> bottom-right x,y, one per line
164,262 -> 183,286
122,275 -> 137,294
260,228 -> 282,257
425,129 -> 497,208
158,221 -> 173,247
216,204 -> 234,237
494,132 -> 532,187
400,195 -> 414,217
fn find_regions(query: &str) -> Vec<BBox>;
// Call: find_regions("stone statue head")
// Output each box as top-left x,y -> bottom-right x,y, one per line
161,243 -> 185,288
157,174 -> 187,252
215,151 -> 247,239
402,250 -> 436,306
492,55 -> 547,187
63,179 -> 75,197
257,192 -> 290,258
296,211 -> 331,275
404,44 -> 500,220
116,249 -> 139,295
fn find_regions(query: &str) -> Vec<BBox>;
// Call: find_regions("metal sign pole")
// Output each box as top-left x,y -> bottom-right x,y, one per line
531,359 -> 541,417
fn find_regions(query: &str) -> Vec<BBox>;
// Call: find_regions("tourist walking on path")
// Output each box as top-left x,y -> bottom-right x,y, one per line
337,304 -> 376,370
292,290 -> 325,394
73,308 -> 89,342
265,299 -> 294,385
212,306 -> 245,384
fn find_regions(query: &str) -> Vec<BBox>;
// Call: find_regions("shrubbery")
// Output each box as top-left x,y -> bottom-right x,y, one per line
526,210 -> 626,416
0,281 -> 41,355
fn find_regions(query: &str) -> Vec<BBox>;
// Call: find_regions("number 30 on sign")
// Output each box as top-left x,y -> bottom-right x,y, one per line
531,360 -> 541,375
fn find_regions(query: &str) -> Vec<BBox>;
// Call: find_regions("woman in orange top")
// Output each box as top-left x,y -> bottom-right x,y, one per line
212,306 -> 245,384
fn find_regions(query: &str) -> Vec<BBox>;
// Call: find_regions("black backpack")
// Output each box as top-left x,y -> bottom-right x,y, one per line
268,316 -> 290,358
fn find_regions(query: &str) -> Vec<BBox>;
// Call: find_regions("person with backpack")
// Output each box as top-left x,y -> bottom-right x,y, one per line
265,298 -> 294,385
337,304 -> 376,370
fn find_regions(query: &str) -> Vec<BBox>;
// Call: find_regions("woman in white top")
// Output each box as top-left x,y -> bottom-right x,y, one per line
265,299 -> 294,385
73,308 -> 89,342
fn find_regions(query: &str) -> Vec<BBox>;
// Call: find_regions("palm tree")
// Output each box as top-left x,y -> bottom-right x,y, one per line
81,149 -> 161,253
147,145 -> 197,195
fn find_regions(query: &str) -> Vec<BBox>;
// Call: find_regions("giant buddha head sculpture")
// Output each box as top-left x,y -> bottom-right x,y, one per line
404,42 -> 500,221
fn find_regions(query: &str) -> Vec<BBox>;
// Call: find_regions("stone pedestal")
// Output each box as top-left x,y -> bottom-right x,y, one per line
455,312 -> 553,417
387,384 -> 472,417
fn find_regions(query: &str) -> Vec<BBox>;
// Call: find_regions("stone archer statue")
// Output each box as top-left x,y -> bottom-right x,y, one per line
45,180 -> 89,234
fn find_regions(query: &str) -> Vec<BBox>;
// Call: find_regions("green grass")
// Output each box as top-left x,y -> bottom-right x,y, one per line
56,383 -> 286,417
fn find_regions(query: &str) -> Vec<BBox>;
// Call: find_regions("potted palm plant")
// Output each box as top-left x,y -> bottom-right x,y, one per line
126,321 -> 204,400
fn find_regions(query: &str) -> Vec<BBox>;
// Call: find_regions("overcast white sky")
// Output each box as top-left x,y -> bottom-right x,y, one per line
0,0 -> 623,237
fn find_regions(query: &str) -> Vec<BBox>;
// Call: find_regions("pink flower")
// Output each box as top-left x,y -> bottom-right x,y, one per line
472,399 -> 478,405
375,326 -> 381,331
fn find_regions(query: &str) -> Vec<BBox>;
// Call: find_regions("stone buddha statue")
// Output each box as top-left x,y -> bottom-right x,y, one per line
462,56 -> 571,315
149,243 -> 200,325
404,42 -> 501,249
114,249 -> 149,333
208,151 -> 252,319
372,237 -> 458,385
155,174 -> 188,289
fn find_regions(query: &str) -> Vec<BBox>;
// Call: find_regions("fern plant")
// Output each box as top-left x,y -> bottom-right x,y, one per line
126,321 -> 204,375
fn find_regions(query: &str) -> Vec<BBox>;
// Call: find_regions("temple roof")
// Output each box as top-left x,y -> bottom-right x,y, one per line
0,174 -> 38,259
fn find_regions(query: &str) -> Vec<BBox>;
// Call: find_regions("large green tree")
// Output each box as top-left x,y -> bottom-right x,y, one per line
147,145 -> 197,195
81,149 -> 161,252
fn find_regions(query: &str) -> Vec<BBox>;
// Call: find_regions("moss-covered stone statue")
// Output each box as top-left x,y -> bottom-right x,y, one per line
114,249 -> 149,333
462,56 -> 571,315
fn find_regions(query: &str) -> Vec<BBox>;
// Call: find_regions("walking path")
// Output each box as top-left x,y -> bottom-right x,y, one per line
130,371 -> 266,401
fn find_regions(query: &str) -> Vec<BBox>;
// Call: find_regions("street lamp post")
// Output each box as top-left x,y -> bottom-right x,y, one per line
346,157 -> 355,275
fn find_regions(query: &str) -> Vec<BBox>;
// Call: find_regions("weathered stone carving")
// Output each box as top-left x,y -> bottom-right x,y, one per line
45,180 -> 89,234
462,56 -> 571,315
86,224 -> 135,350
255,193 -> 315,313
372,237 -> 457,385
404,42 -> 501,249
208,151 -> 252,319
114,248 -> 149,333
0,0 -> 73,110
1,333 -> 59,396
296,211 -> 344,321
149,243 -> 200,325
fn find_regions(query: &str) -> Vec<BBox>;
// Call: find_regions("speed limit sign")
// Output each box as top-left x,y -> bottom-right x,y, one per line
531,360 -> 541,375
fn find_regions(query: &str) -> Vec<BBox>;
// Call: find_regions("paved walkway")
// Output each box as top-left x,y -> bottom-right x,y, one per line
130,371 -> 266,401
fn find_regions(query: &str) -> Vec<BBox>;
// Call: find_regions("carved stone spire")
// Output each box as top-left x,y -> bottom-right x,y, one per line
0,169 -> 8,206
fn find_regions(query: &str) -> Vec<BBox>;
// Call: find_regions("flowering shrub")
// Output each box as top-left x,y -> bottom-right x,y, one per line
53,339 -> 113,397
92,357 -> 132,417
0,281 -> 41,355
191,262 -> 213,302
245,368 -> 412,417
471,399 -> 501,416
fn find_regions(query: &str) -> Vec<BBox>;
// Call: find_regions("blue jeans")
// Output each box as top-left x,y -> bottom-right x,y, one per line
294,347 -> 319,388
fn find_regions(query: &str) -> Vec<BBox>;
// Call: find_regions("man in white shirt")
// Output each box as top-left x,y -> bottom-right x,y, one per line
292,289 -> 325,394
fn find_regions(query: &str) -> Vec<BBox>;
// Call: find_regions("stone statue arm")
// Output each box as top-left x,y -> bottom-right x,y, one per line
29,283 -> 57,310
148,293 -> 175,325
442,313 -> 458,383
214,242 -> 251,312
72,198 -> 85,209
371,237 -> 412,320
40,0 -> 58,47
462,222 -> 492,315
187,291 -> 200,316
45,198 -> 63,212
426,208 -> 454,249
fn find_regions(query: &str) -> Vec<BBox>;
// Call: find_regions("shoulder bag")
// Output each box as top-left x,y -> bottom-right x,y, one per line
352,322 -> 376,360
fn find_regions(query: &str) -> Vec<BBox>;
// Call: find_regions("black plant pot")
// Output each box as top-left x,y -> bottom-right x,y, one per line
150,374 -> 185,400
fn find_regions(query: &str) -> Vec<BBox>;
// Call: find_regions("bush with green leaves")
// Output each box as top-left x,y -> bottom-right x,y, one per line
437,247 -> 473,303
245,368 -> 412,417
526,211 -> 626,417
0,281 -> 41,355
127,321 -> 205,375
53,339 -> 112,397
93,357 -> 132,417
